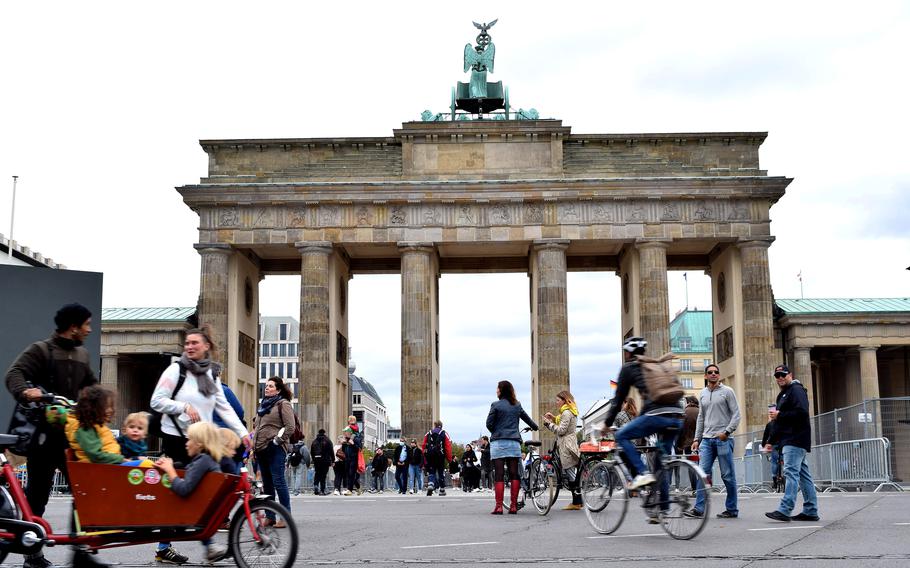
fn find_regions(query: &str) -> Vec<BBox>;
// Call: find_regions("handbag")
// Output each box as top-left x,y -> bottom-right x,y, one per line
6,392 -> 49,457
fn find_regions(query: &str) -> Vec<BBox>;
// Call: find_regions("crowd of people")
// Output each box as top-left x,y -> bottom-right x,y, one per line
3,304 -> 821,568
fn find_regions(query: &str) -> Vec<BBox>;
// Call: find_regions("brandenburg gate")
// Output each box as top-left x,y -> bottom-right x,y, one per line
178,23 -> 790,441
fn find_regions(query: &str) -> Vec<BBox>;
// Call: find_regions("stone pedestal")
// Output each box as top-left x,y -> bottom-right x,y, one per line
738,240 -> 777,433
636,240 -> 670,356
194,244 -> 233,362
400,243 -> 439,440
530,240 -> 570,445
792,347 -> 814,415
297,242 -> 333,441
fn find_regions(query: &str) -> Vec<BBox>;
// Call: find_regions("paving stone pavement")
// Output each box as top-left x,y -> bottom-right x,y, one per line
5,490 -> 910,567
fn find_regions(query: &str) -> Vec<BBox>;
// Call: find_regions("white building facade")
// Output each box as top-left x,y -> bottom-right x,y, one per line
349,363 -> 389,450
258,316 -> 300,412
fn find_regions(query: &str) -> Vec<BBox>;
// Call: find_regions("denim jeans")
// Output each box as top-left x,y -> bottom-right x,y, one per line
395,465 -> 408,493
777,445 -> 818,516
770,448 -> 781,479
372,472 -> 385,491
286,465 -> 304,494
408,464 -> 423,491
256,444 -> 291,519
427,458 -> 446,490
614,414 -> 681,477
694,437 -> 738,515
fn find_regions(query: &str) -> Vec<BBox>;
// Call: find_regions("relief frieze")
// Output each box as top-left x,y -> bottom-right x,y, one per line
457,204 -> 477,225
218,207 -> 240,228
390,206 -> 407,225
626,203 -> 646,223
661,203 -> 680,221
591,203 -> 613,222
252,207 -> 275,227
727,201 -> 750,221
422,206 -> 441,225
490,204 -> 512,225
693,201 -> 716,221
523,203 -> 543,224
289,207 -> 308,227
558,203 -> 579,223
356,206 -> 372,226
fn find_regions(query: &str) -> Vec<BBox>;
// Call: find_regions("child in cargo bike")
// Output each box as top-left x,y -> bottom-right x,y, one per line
155,422 -> 230,564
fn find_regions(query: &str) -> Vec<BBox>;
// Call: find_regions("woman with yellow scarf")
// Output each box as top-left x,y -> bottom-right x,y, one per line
543,390 -> 583,510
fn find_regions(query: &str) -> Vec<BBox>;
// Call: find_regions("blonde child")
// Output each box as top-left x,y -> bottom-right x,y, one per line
218,428 -> 241,474
65,385 -> 124,464
155,422 -> 227,563
117,412 -> 149,462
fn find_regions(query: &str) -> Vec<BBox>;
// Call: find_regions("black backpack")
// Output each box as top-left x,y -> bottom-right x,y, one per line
425,430 -> 445,457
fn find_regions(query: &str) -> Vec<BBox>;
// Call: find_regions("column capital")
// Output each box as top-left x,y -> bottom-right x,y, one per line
858,345 -> 880,352
531,239 -> 570,252
634,238 -> 671,251
397,242 -> 436,254
194,243 -> 233,256
736,237 -> 776,250
295,241 -> 333,255
791,344 -> 814,351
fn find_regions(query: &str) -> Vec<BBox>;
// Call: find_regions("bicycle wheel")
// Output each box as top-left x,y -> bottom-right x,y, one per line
230,499 -> 299,568
528,459 -> 555,515
654,459 -> 710,540
582,461 -> 628,534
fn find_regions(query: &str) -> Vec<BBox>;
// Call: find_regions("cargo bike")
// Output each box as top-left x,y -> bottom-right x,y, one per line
0,396 -> 298,568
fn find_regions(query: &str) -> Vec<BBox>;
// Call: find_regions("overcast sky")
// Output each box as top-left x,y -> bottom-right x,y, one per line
2,2 -> 908,442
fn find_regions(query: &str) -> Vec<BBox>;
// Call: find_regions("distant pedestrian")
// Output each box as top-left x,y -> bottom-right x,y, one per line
332,436 -> 347,495
408,439 -> 424,493
422,420 -> 453,496
393,438 -> 409,494
765,365 -> 819,522
287,438 -> 310,495
479,436 -> 493,491
311,428 -> 334,495
687,363 -> 741,519
614,398 -> 644,447
486,380 -> 538,514
370,448 -> 388,493
676,396 -> 700,489
342,416 -> 363,495
761,416 -> 782,491
461,443 -> 480,492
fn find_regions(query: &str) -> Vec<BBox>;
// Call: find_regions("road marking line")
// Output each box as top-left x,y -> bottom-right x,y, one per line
402,541 -> 498,549
388,499 -> 417,502
587,533 -> 665,539
748,525 -> 823,531
895,522 -> 910,525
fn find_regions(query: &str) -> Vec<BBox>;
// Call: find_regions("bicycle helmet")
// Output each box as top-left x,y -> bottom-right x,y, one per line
622,336 -> 647,354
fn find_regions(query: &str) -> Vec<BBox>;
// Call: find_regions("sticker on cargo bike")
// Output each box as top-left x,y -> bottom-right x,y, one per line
144,469 -> 161,485
161,475 -> 172,489
127,469 -> 144,485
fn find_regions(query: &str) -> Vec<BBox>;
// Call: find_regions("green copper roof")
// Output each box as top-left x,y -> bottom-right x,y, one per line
776,298 -> 910,315
670,309 -> 714,353
102,307 -> 195,322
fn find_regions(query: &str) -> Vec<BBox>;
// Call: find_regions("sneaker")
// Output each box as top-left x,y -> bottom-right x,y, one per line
627,473 -> 656,490
791,512 -> 820,521
765,510 -> 791,522
343,490 -> 352,496
427,484 -> 435,496
563,503 -> 583,511
439,489 -> 446,496
273,519 -> 287,528
646,517 -> 660,525
155,547 -> 189,565
333,489 -> 340,496
205,544 -> 228,564
23,555 -> 55,568
717,510 -> 738,519
683,508 -> 703,518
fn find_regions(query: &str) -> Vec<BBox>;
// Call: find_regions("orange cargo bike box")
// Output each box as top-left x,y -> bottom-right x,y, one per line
67,461 -> 239,530
579,440 -> 615,454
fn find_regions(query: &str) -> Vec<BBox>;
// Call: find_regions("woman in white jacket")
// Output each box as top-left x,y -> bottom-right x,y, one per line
150,327 -> 249,464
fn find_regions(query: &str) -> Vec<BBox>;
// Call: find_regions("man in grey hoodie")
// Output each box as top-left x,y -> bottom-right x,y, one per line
686,363 -> 742,519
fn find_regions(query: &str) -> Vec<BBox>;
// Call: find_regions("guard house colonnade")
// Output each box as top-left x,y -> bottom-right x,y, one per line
178,119 -> 791,443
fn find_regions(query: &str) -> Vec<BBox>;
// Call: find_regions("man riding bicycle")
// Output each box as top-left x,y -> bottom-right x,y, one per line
601,337 -> 684,490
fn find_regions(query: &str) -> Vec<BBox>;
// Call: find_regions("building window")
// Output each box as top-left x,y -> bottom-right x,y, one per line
279,323 -> 288,341
277,363 -> 284,378
260,363 -> 266,379
680,359 -> 692,372
289,344 -> 296,357
679,337 -> 692,350
269,363 -> 276,377
279,344 -> 287,357
261,343 -> 269,357
704,359 -> 712,369
270,344 -> 278,357
681,377 -> 694,389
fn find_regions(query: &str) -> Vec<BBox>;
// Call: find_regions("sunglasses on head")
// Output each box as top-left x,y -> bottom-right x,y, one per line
774,372 -> 788,378
705,370 -> 720,375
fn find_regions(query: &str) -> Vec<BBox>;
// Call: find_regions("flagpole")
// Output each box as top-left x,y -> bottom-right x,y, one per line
7,176 -> 17,261
798,270 -> 804,299
684,272 -> 689,310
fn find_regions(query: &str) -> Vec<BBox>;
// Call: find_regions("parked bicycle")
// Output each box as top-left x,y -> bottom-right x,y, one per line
581,428 -> 711,540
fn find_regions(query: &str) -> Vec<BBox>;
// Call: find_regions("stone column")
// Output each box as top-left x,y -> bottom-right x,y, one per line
296,241 -> 333,441
636,239 -> 670,355
400,243 -> 437,440
738,239 -> 777,433
792,347 -> 814,415
194,243 -> 233,364
100,354 -> 121,426
859,346 -> 881,401
531,239 -> 570,445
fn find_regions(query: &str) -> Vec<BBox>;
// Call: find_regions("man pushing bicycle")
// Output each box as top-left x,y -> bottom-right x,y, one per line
601,337 -> 685,490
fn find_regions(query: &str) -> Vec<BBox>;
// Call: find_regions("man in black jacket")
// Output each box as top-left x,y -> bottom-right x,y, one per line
765,364 -> 819,522
310,429 -> 333,495
4,304 -> 105,568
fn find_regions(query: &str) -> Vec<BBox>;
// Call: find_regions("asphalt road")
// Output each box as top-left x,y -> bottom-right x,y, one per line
7,489 -> 910,567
